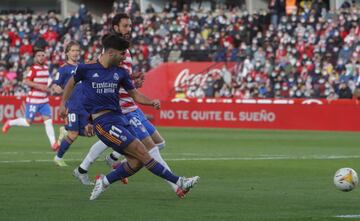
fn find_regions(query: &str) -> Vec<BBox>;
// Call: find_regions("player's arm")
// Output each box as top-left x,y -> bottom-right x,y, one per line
51,84 -> 63,94
131,71 -> 145,88
121,69 -> 160,109
23,78 -> 48,92
50,71 -> 63,94
60,64 -> 85,118
59,76 -> 76,118
127,89 -> 160,110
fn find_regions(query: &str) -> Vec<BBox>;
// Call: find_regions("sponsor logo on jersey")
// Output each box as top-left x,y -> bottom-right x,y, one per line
113,73 -> 119,80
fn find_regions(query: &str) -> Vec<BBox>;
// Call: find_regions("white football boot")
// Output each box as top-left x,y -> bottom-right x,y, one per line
90,175 -> 107,200
73,168 -> 94,185
176,176 -> 200,192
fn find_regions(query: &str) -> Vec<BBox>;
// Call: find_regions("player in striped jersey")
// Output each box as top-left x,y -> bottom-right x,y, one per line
2,48 -> 59,151
73,14 -> 189,198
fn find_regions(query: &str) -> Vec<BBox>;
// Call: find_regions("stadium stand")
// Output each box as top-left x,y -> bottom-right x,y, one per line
0,0 -> 358,99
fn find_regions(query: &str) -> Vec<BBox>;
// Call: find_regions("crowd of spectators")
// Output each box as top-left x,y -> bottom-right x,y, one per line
0,0 -> 359,100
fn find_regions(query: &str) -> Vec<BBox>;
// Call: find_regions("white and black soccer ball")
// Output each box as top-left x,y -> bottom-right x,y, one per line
333,168 -> 359,192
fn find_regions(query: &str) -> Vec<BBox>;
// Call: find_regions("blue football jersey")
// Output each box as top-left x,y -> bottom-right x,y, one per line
73,62 -> 135,114
53,63 -> 86,113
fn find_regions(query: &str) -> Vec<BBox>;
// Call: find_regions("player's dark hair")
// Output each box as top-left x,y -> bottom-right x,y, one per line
101,34 -> 130,51
33,47 -> 45,56
65,40 -> 80,61
111,13 -> 131,31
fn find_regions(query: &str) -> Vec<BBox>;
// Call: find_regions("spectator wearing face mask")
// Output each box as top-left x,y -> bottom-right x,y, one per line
0,3 -> 358,100
338,81 -> 353,99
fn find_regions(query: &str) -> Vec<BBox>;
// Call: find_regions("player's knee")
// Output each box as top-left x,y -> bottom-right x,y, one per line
151,131 -> 164,144
67,131 -> 79,140
126,139 -> 151,163
43,117 -> 52,123
141,136 -> 156,150
126,158 -> 143,171
157,141 -> 166,150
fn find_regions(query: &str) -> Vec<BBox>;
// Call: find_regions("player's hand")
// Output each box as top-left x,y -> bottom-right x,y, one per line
52,85 -> 63,94
132,72 -> 145,88
84,124 -> 95,137
152,99 -> 160,110
39,84 -> 49,92
59,104 -> 68,120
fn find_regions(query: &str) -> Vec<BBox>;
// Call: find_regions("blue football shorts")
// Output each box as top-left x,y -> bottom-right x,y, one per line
25,102 -> 51,121
65,110 -> 89,136
126,109 -> 156,140
93,112 -> 136,154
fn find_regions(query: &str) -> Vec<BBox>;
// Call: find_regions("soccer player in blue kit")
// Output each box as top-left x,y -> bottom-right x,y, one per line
51,40 -> 93,168
59,34 -> 199,200
74,13 -> 190,198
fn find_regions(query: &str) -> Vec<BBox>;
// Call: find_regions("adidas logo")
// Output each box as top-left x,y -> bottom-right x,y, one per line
92,73 -> 99,78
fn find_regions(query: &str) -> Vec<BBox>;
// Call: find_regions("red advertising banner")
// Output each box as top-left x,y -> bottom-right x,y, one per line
1,96 -> 359,131
140,99 -> 360,131
0,96 -> 64,124
137,62 -> 360,131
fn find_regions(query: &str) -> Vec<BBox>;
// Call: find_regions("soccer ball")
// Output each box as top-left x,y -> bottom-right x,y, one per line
333,168 -> 359,192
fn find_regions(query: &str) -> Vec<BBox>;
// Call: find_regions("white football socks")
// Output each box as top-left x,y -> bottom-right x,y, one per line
44,119 -> 56,145
156,141 -> 166,150
103,176 -> 110,186
80,140 -> 108,171
8,118 -> 30,127
111,151 -> 122,159
148,146 -> 178,192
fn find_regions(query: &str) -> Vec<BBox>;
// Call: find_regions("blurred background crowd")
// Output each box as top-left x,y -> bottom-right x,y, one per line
0,0 -> 359,99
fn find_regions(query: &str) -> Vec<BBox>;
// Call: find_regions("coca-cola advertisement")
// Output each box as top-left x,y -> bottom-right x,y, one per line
139,62 -> 236,100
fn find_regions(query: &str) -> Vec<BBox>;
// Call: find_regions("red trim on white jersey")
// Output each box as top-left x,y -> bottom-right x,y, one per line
119,49 -> 138,114
26,64 -> 49,104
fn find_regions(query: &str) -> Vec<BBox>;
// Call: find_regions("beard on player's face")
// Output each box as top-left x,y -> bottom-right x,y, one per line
116,31 -> 130,40
123,33 -> 130,40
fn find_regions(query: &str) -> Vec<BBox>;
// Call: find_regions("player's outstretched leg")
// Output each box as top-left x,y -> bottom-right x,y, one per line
54,133 -> 77,167
105,151 -> 122,167
147,146 -> 190,198
44,119 -> 59,151
90,155 -> 141,200
57,126 -> 68,145
73,168 -> 94,186
74,140 -> 113,185
2,120 -> 11,134
90,139 -> 200,200
110,142 -> 195,197
128,141 -> 200,192
149,129 -> 166,150
2,118 -> 30,134
141,133 -> 185,198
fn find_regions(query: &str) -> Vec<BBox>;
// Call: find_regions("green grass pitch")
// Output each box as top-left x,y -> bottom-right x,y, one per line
0,125 -> 360,221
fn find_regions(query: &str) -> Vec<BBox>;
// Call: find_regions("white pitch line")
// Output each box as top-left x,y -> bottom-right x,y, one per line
1,155 -> 360,163
0,152 -> 84,155
335,215 -> 360,218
